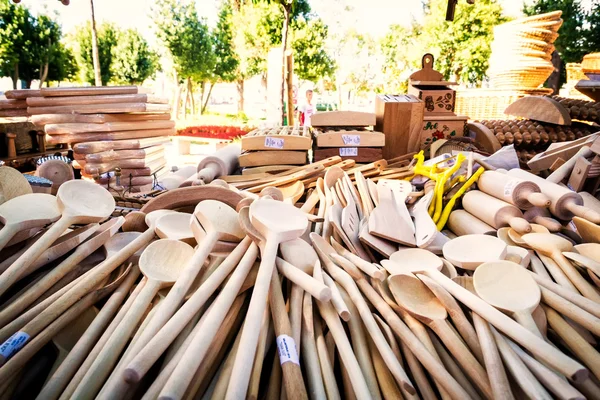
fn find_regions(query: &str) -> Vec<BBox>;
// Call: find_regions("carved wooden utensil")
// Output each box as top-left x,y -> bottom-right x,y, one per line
474,261 -> 543,337
572,217 -> 600,243
462,190 -> 531,234
0,180 -> 114,298
478,170 -> 551,209
442,234 -> 507,270
369,183 -> 415,246
447,210 -> 496,236
523,208 -> 562,232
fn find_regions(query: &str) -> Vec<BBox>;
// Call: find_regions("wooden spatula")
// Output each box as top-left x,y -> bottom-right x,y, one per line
0,180 -> 115,298
369,184 -> 415,246
474,261 -> 543,337
0,194 -> 60,252
410,191 -> 437,248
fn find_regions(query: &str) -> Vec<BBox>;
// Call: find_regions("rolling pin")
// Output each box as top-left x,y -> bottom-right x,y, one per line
523,207 -> 563,232
196,143 -> 241,184
477,170 -> 551,210
507,168 -> 600,223
447,210 -> 496,236
462,190 -> 531,233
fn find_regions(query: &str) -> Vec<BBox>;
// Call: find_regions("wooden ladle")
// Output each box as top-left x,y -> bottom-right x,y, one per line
0,180 -> 115,297
154,212 -> 196,246
473,261 -> 543,337
388,272 -> 493,398
522,233 -> 600,302
442,234 -> 507,270
71,239 -> 194,398
0,194 -> 60,252
227,199 -> 308,399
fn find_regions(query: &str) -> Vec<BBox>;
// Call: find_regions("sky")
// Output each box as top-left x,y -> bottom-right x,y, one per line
24,0 -> 537,42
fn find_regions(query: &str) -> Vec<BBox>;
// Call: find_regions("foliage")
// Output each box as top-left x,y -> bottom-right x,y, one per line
47,42 -> 78,83
586,1 -> 600,54
211,2 -> 239,83
0,0 -> 29,83
379,23 -> 422,93
111,28 -> 158,85
152,0 -> 214,83
291,18 -> 336,82
70,22 -> 117,85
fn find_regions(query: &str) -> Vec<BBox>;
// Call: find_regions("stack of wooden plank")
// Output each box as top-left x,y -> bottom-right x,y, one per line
8,86 -> 175,192
0,97 -> 29,118
312,111 -> 385,162
239,126 -> 311,169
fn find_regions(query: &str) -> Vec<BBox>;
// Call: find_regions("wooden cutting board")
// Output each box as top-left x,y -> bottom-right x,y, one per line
30,113 -> 172,126
241,126 -> 312,151
238,151 -> 307,167
76,145 -> 165,163
4,89 -> 41,99
72,137 -> 169,154
28,102 -> 171,115
78,154 -> 165,175
313,147 -> 383,162
27,94 -> 167,107
45,120 -> 175,135
46,128 -> 175,145
313,128 -> 385,147
95,175 -> 153,186
39,85 -> 146,97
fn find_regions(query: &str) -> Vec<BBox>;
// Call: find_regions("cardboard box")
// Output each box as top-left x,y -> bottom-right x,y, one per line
375,94 -> 424,159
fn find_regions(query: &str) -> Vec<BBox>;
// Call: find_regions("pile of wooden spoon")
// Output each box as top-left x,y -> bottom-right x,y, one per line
0,149 -> 599,400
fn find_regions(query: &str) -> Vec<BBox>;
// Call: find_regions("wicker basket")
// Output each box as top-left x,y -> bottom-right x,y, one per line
455,89 -> 553,120
502,10 -> 562,25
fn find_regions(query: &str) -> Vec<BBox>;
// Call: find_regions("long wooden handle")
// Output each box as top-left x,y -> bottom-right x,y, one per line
507,216 -> 531,234
537,253 -> 578,292
554,253 -> 600,302
526,192 -> 552,208
0,224 -> 21,253
313,313 -> 340,400
472,313 -> 514,400
513,311 -> 545,339
565,202 -> 600,224
539,286 -> 600,336
322,272 -> 351,321
248,305 -> 272,400
276,257 -> 331,301
0,217 -> 72,298
301,292 -> 326,400
424,268 -> 587,383
531,215 -> 563,232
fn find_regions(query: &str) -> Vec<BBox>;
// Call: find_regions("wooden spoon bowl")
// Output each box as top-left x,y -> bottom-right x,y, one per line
139,239 -> 192,285
507,224 -> 549,248
155,212 -> 196,246
57,180 -> 115,223
195,200 -> 244,243
388,273 -> 448,323
442,234 -> 507,270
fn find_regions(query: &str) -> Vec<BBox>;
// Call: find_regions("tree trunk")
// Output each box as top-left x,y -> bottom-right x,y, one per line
286,52 -> 294,126
237,79 -> 245,113
280,4 -> 291,125
202,83 -> 214,114
199,81 -> 206,116
172,71 -> 180,119
261,73 -> 268,104
188,77 -> 195,116
12,62 -> 18,90
183,81 -> 191,119
89,0 -> 102,86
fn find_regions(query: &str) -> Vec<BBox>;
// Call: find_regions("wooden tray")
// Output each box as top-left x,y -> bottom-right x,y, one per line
46,128 -> 175,145
313,147 -> 383,162
311,111 -> 376,127
39,86 -> 148,97
30,113 -> 172,125
313,128 -> 385,147
45,120 -> 175,135
74,145 -> 165,163
238,150 -> 307,167
27,94 -> 168,107
241,126 -> 312,151
72,137 -> 169,154
28,102 -> 171,115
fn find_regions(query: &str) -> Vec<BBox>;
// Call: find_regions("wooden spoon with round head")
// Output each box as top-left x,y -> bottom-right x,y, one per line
379,251 -> 587,383
573,243 -> 600,263
280,180 -> 304,204
0,194 -> 60,252
155,212 -> 196,246
0,180 -> 114,298
522,233 -> 600,302
563,251 -> 600,278
388,273 -> 493,398
227,199 -> 308,399
442,234 -> 507,270
474,261 -> 543,337
0,166 -> 32,205
497,227 -> 518,246
572,217 -> 600,244
71,239 -> 193,399
507,224 -> 548,248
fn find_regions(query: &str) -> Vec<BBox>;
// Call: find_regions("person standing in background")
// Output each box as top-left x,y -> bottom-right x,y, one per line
298,89 -> 315,127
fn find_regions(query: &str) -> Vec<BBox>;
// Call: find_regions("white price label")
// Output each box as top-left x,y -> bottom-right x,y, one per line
341,134 -> 360,146
276,335 -> 300,365
504,180 -> 519,196
264,137 -> 284,149
339,147 -> 358,157
0,331 -> 29,359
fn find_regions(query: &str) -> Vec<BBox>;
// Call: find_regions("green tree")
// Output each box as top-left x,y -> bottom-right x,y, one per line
20,14 -> 63,88
586,1 -> 600,54
0,0 -> 29,88
153,0 -> 215,116
291,18 -> 336,83
46,43 -> 78,84
380,23 -> 422,94
112,29 -> 158,85
71,22 -> 118,85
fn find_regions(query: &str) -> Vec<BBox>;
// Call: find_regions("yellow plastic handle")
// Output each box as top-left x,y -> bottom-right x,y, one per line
436,166 -> 485,230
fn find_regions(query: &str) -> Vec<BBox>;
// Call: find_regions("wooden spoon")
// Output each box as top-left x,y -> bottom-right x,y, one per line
507,224 -> 549,247
226,199 -> 307,399
410,191 -> 437,248
572,217 -> 600,243
71,239 -> 194,398
573,243 -> 600,263
473,261 -> 543,337
522,233 -> 600,302
154,212 -> 196,246
280,180 -> 304,204
0,166 -> 32,205
0,194 -> 60,252
563,251 -> 600,278
0,180 -> 115,298
340,181 -> 369,258
388,272 -> 493,398
379,252 -> 587,382
442,234 -> 507,270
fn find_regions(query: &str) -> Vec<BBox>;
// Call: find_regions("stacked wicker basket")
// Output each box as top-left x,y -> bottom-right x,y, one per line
488,11 -> 562,89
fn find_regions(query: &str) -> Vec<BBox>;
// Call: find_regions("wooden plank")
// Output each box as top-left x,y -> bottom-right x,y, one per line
30,113 -> 172,126
527,133 -> 598,171
314,130 -> 385,147
46,128 -> 175,145
76,145 -> 165,163
26,94 -> 168,107
568,157 -> 592,192
72,137 -> 169,153
45,120 -> 175,134
28,102 -> 171,115
4,89 -> 41,100
0,100 -> 27,110
241,135 -> 312,151
238,151 -> 307,167
313,147 -> 383,162
311,111 -> 376,127
39,86 -> 146,97
242,165 -> 296,175
0,110 -> 28,118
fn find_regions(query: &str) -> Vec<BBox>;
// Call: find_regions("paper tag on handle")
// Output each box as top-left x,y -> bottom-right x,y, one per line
503,179 -> 519,196
276,335 -> 300,365
265,137 -> 284,149
0,331 -> 29,359
340,147 -> 358,157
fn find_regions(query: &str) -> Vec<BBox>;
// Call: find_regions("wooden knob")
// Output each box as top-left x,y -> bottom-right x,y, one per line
6,133 -> 16,158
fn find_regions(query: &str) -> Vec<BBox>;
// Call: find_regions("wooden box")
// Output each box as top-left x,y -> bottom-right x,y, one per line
313,147 -> 383,162
374,94 -> 424,159
419,115 -> 468,150
408,83 -> 456,115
